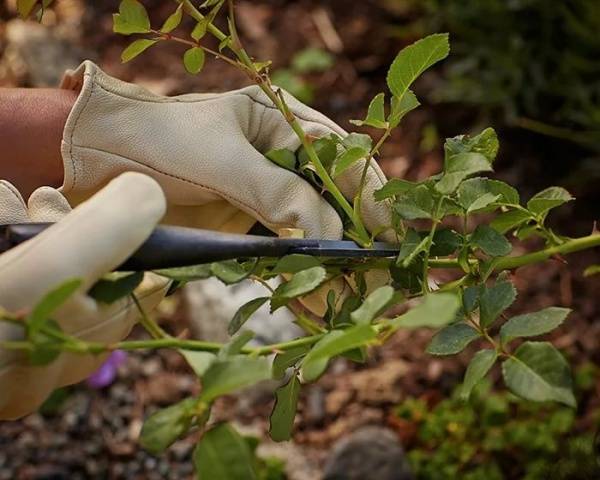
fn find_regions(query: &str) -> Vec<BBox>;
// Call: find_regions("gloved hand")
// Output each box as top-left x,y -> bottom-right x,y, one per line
59,61 -> 392,240
0,172 -> 169,420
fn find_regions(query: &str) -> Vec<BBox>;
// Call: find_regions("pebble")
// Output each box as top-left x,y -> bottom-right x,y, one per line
323,426 -> 414,480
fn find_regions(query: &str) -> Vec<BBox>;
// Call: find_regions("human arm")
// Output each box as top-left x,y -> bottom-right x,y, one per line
0,88 -> 76,197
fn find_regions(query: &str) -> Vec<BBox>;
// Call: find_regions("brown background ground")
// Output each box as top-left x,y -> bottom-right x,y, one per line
0,1 -> 598,479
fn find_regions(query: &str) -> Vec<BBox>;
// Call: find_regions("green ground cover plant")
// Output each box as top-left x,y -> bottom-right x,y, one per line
3,1 -> 600,478
395,368 -> 600,480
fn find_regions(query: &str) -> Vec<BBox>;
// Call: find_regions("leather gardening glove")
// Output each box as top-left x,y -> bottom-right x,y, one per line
59,61 -> 392,238
0,172 -> 169,420
59,61 -> 393,315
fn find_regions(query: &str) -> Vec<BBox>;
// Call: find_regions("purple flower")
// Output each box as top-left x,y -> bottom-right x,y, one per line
86,350 -> 128,389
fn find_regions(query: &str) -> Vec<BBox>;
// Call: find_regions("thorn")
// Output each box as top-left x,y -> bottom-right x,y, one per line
592,221 -> 599,235
176,328 -> 190,339
551,254 -> 568,265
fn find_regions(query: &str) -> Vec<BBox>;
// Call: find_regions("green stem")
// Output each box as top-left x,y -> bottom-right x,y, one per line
494,233 -> 600,270
132,294 -> 168,340
421,197 -> 445,293
0,332 -> 325,357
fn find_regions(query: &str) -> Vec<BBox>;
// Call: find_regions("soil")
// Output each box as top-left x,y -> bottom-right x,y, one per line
0,1 -> 598,479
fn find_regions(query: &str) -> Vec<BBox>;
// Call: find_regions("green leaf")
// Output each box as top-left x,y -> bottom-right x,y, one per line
393,184 -> 435,220
291,47 -> 334,73
350,93 -> 387,129
121,39 -> 158,63
341,133 -> 373,152
486,179 -> 520,206
584,265 -> 600,277
332,295 -> 363,328
160,4 -> 183,33
515,224 -> 539,241
430,229 -> 462,256
301,325 -> 377,382
460,349 -> 497,400
436,153 -> 493,194
140,398 -> 196,454
350,286 -> 397,325
299,137 -> 338,173
396,228 -> 428,267
200,355 -> 272,403
271,255 -> 321,274
89,272 -> 143,304
211,260 -> 254,285
479,280 -> 517,328
28,279 -> 81,336
390,293 -> 460,330
389,90 -> 420,128
374,178 -> 417,201
457,178 -> 504,213
444,128 -> 499,165
269,375 -> 301,442
183,47 -> 206,74
154,264 -> 213,282
462,285 -> 481,314
191,20 -> 209,41
219,331 -> 254,358
228,297 -> 269,335
426,323 -> 480,355
500,307 -> 570,343
333,147 -> 368,178
470,224 -> 512,257
192,0 -> 223,40
194,423 -> 257,480
180,350 -> 216,377
113,0 -> 151,35
271,266 -> 327,311
251,60 -> 271,73
490,210 -> 531,234
526,187 -> 573,216
265,148 -> 296,171
386,33 -> 450,99
502,342 -> 575,407
273,345 -> 311,379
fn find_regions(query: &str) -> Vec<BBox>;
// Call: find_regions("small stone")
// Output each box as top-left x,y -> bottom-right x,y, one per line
304,386 -> 326,425
323,426 -> 414,480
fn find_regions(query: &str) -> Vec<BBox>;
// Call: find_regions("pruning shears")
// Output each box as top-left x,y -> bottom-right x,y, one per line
0,223 -> 400,271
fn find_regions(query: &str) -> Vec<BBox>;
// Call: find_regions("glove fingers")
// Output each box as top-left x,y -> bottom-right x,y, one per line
0,173 -> 166,311
253,90 -> 393,241
28,186 -> 72,222
0,180 -> 29,224
220,143 -> 344,239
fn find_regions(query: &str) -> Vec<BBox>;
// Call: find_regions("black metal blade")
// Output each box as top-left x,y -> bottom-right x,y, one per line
0,223 -> 400,270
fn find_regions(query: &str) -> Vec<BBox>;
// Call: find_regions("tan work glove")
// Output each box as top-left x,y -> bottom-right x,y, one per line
59,61 -> 392,240
0,173 -> 169,420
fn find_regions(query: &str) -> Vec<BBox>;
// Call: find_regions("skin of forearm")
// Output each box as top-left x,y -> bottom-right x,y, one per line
0,88 -> 77,197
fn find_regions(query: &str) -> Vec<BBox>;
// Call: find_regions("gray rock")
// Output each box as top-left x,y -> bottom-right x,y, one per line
4,20 -> 92,87
184,278 -> 301,345
323,426 -> 414,480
